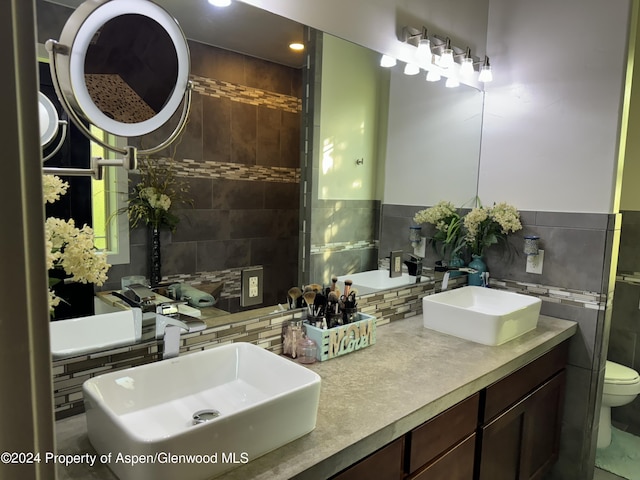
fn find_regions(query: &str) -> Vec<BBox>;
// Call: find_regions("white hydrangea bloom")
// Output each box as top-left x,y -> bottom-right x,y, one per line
44,176 -> 110,311
490,202 -> 522,234
463,207 -> 489,244
42,175 -> 69,204
413,201 -> 457,231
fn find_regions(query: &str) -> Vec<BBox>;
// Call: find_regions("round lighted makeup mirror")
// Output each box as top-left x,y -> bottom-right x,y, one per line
39,91 -> 59,147
47,0 -> 191,144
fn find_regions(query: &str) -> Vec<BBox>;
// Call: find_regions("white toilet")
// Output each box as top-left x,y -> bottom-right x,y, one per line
598,360 -> 640,449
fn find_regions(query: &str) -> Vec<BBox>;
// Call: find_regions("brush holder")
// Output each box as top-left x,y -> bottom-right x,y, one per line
343,307 -> 358,324
307,315 -> 325,329
328,312 -> 343,329
305,312 -> 376,361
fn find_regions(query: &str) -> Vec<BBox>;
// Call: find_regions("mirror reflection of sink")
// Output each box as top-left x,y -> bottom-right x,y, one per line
83,342 -> 321,480
50,310 -> 141,360
422,286 -> 541,346
337,270 -> 428,295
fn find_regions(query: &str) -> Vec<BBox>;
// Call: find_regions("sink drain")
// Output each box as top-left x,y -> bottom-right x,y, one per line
192,409 -> 221,425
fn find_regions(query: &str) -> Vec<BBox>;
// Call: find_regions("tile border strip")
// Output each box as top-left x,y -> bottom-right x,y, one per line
191,74 -> 302,114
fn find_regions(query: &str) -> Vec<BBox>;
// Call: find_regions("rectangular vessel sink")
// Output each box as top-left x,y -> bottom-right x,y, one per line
50,310 -> 141,360
338,270 -> 427,295
83,342 -> 321,480
422,286 -> 541,346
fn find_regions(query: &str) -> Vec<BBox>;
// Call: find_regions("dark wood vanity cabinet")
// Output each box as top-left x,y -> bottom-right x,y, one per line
477,342 -> 568,480
331,341 -> 569,480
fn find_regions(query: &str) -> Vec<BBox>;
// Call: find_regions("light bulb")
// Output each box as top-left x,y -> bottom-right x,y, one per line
208,0 -> 231,6
439,38 -> 454,69
460,58 -> 474,77
380,55 -> 397,68
439,49 -> 454,69
478,56 -> 493,82
479,65 -> 493,82
445,76 -> 460,88
403,63 -> 420,75
416,39 -> 431,61
426,70 -> 441,82
460,48 -> 474,77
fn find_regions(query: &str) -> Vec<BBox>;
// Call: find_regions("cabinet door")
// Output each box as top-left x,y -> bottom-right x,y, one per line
331,437 -> 404,480
478,371 -> 566,480
520,370 -> 566,480
409,433 -> 476,480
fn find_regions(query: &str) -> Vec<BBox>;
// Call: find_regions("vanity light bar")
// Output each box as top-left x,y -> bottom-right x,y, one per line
380,26 -> 493,86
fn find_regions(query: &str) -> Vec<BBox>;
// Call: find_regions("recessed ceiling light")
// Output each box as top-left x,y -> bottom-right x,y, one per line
208,0 -> 231,7
289,42 -> 305,51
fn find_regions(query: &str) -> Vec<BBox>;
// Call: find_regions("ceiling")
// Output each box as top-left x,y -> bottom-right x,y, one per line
44,0 -> 306,68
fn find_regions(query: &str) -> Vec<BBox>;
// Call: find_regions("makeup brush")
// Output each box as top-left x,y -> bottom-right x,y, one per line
308,283 -> 323,293
343,279 -> 353,298
327,290 -> 340,314
288,287 -> 302,309
327,290 -> 341,327
349,288 -> 358,305
303,290 -> 316,316
330,276 -> 341,297
314,291 -> 327,318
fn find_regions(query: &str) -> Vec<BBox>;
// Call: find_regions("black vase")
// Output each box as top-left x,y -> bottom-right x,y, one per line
149,226 -> 161,286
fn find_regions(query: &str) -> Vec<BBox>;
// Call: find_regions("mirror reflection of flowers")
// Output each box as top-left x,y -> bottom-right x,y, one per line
43,175 -> 110,311
413,201 -> 465,260
126,158 -> 192,232
464,201 -> 522,257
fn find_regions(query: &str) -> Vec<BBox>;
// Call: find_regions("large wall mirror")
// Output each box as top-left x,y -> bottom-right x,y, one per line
38,0 -> 482,358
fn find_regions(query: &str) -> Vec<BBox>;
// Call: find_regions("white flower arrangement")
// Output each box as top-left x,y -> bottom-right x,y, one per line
125,158 -> 190,232
44,175 -> 110,311
463,201 -> 522,256
413,201 -> 465,260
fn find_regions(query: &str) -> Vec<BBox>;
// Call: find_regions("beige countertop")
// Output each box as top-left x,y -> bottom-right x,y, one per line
55,314 -> 577,480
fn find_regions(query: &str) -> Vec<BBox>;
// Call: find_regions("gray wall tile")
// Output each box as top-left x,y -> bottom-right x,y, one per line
535,212 -> 611,230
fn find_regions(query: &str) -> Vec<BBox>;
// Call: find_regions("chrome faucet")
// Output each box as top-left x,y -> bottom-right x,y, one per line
404,254 -> 423,283
118,283 -> 157,313
155,302 -> 198,360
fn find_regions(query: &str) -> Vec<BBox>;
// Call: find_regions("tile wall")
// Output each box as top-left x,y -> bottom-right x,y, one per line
608,210 -> 640,434
96,42 -> 302,312
380,203 -> 618,480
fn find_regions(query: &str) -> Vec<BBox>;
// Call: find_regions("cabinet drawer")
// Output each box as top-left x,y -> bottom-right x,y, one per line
483,341 -> 568,422
409,433 -> 476,480
408,393 -> 479,473
331,437 -> 404,480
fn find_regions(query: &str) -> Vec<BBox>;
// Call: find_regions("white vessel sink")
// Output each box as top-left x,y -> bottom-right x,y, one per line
83,342 -> 321,480
338,270 -> 427,295
50,310 -> 141,360
422,286 -> 541,346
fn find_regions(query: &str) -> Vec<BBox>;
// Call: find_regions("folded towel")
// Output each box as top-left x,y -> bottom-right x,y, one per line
168,283 -> 217,308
